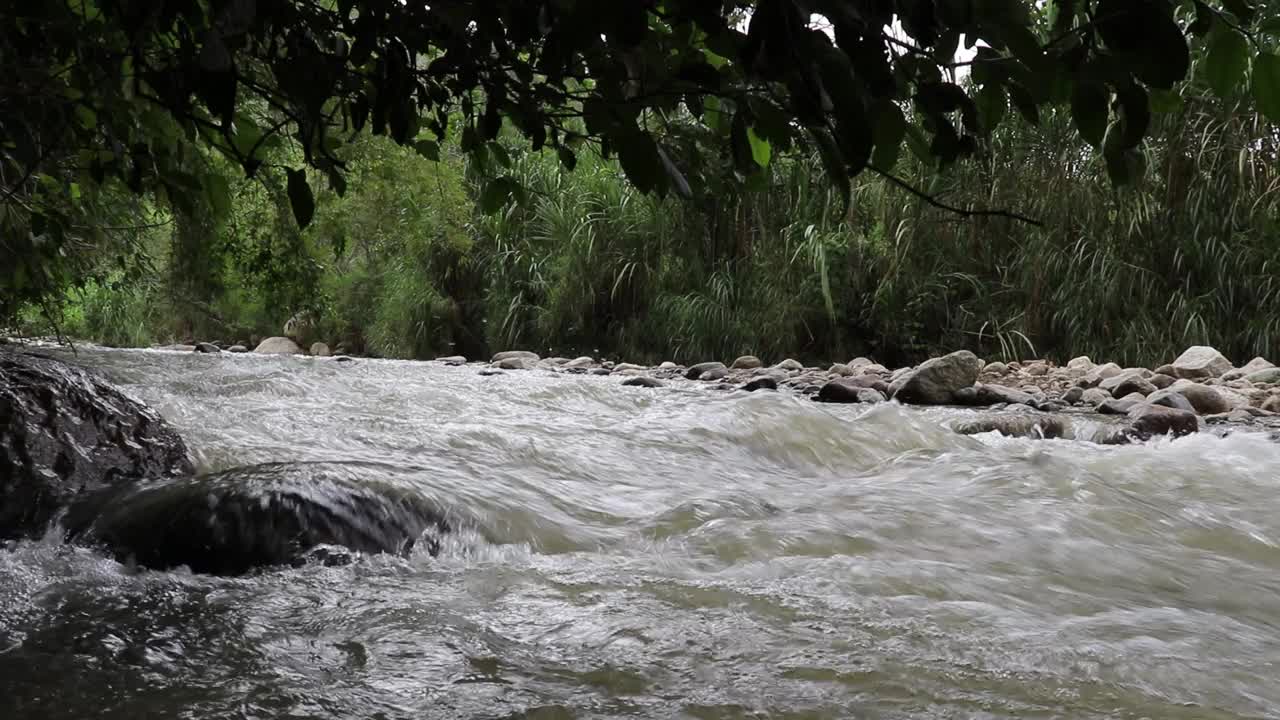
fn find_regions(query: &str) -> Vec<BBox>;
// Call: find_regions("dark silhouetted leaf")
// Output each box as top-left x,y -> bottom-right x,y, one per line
1254,53 -> 1280,123
1071,82 -> 1109,147
286,168 -> 315,229
616,131 -> 664,194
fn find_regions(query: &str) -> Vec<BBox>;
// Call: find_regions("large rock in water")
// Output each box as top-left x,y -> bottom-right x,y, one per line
67,463 -> 454,575
1171,346 -> 1232,379
888,350 -> 982,405
0,352 -> 194,540
254,336 -> 303,355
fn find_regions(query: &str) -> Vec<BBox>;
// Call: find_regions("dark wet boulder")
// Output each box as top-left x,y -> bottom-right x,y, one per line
622,376 -> 665,388
68,463 -> 454,575
742,377 -> 778,392
0,352 -> 194,540
1126,404 -> 1198,440
194,342 -> 221,354
817,378 -> 886,403
953,414 -> 1068,439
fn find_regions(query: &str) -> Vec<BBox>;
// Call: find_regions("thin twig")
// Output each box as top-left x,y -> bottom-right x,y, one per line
870,165 -> 1042,226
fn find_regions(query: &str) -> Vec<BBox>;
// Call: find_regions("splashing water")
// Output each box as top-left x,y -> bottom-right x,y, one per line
3,347 -> 1279,719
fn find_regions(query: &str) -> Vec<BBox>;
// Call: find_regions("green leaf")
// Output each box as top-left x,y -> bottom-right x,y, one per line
1254,53 -> 1280,123
479,176 -> 521,213
1220,0 -> 1255,24
286,168 -> 315,229
1071,82 -> 1109,147
870,100 -> 906,170
975,83 -> 1007,134
557,146 -> 577,171
414,139 -> 440,162
1147,88 -> 1182,114
746,126 -> 772,167
1204,26 -> 1250,99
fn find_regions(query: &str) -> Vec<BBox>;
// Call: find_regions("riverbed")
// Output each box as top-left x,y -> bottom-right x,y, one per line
3,346 -> 1279,718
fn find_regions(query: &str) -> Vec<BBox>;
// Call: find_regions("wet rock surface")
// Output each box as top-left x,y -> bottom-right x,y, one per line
0,351 -> 194,540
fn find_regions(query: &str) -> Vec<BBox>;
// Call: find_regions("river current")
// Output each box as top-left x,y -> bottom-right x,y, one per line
3,347 -> 1279,719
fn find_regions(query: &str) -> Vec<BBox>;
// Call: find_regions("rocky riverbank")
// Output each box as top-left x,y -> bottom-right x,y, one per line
446,345 -> 1280,444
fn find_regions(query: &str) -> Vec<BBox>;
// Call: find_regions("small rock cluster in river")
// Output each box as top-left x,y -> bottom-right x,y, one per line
466,343 -> 1280,444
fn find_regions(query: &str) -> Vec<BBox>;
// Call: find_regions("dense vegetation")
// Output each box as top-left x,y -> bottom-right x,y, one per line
4,2 -> 1280,366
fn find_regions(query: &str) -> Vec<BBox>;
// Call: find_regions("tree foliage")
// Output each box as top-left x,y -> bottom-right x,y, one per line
4,1 -> 1280,321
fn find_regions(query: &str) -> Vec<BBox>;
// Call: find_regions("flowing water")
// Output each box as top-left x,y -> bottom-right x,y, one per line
3,347 -> 1280,719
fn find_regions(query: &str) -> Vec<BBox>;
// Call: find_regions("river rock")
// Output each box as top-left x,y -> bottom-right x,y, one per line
817,378 -> 883,403
478,369 -> 504,376
1223,357 -> 1275,381
773,359 -> 804,372
859,363 -> 889,375
160,344 -> 197,352
68,463 -> 453,575
611,363 -> 648,373
590,368 -> 612,376
1262,395 -> 1280,413
685,361 -> 727,380
742,377 -> 778,392
1081,387 -> 1111,405
228,345 -> 248,353
731,355 -> 763,370
564,356 -> 595,369
1062,386 -> 1085,404
1146,389 -> 1197,413
492,350 -> 540,363
983,361 -> 1009,374
1171,346 -> 1232,379
622,376 -> 665,388
971,383 -> 1037,407
1109,374 -> 1157,398
1164,380 -> 1231,415
1067,356 -> 1094,371
1023,361 -> 1050,377
888,350 -> 982,405
437,355 -> 467,365
1149,373 -> 1175,389
953,414 -> 1067,439
828,363 -> 854,377
659,361 -> 678,369
1126,404 -> 1198,440
1245,368 -> 1280,385
254,336 -> 302,355
1077,362 -> 1122,388
194,342 -> 221,354
1098,396 -> 1143,414
495,356 -> 531,370
699,366 -> 729,381
310,342 -> 331,357
0,352 -> 194,540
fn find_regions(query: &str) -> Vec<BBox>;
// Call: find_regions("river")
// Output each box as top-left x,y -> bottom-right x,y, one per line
2,347 -> 1279,719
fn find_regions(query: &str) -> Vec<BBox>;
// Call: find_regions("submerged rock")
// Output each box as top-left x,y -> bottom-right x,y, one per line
953,414 -> 1067,439
227,345 -> 249,353
742,377 -> 778,392
971,383 -> 1037,407
437,355 -> 467,365
817,377 -> 887,403
888,350 -> 982,405
495,356 -> 531,370
68,463 -> 453,575
622,376 -> 665,388
194,342 -> 221,354
1126,404 -> 1198,440
310,342 -> 331,357
254,336 -> 302,355
0,352 -> 194,540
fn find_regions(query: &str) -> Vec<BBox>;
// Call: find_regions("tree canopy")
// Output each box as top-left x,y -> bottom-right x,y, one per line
3,0 -> 1280,318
